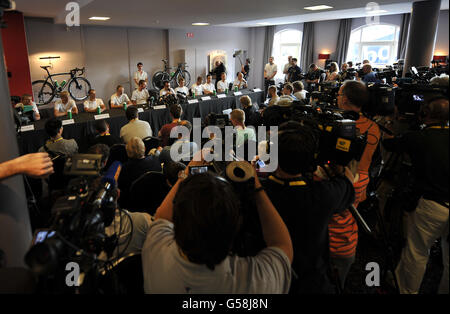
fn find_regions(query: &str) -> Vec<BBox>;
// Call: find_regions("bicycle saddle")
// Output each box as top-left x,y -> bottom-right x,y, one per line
40,65 -> 51,69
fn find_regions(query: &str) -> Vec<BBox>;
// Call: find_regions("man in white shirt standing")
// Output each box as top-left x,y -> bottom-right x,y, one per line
264,56 -> 277,98
174,77 -> 189,97
191,76 -> 204,96
216,72 -> 228,93
54,91 -> 78,117
233,72 -> 248,90
133,62 -> 148,89
160,80 -> 175,97
202,74 -> 216,95
83,89 -> 106,113
131,80 -> 150,105
110,85 -> 131,108
15,94 -> 40,121
120,106 -> 152,143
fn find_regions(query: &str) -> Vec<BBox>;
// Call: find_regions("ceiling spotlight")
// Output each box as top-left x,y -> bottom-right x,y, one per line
304,5 -> 333,11
192,22 -> 210,26
89,16 -> 111,21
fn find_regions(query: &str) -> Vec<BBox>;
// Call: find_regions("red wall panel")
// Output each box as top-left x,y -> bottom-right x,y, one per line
1,11 -> 32,98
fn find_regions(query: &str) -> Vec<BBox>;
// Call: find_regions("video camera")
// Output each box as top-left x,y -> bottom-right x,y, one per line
25,155 -> 123,291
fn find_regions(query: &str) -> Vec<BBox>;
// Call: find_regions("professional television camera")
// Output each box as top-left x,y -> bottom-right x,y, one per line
25,155 -> 126,293
375,66 -> 398,85
310,81 -> 341,106
263,101 -> 367,167
364,83 -> 396,117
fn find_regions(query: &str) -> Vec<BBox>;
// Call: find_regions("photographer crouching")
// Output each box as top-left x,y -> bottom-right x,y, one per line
383,96 -> 449,294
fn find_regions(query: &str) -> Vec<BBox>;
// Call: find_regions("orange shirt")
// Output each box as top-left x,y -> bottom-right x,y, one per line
356,115 -> 380,175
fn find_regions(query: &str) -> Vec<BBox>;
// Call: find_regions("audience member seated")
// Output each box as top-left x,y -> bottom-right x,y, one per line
217,72 -> 228,93
110,85 -> 131,108
90,119 -> 122,147
325,62 -> 340,82
293,81 -> 307,100
87,143 -> 110,172
202,74 -> 216,95
84,89 -> 106,113
277,83 -> 296,106
230,109 -> 256,147
262,121 -> 356,294
162,161 -> 186,187
240,95 -> 262,128
120,106 -> 152,144
191,76 -> 204,96
141,151 -> 293,293
131,80 -> 150,105
118,137 -> 162,207
287,58 -> 302,83
158,103 -> 183,147
159,121 -> 198,164
15,94 -> 40,121
267,85 -> 279,106
54,91 -> 78,117
174,77 -> 189,97
38,118 -> 78,156
233,72 -> 248,90
160,80 -> 175,97
339,63 -> 352,81
357,64 -> 381,83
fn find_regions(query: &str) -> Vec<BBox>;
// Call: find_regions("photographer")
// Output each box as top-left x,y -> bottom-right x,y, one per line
383,96 -> 449,294
356,64 -> 381,83
141,149 -> 293,293
304,64 -> 323,91
288,58 -> 302,83
262,121 -> 356,293
330,80 -> 380,287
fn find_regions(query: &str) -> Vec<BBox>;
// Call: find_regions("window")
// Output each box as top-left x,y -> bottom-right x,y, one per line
272,29 -> 302,82
346,24 -> 400,67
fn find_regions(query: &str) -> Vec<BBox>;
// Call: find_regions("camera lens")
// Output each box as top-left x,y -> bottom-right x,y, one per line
233,167 -> 246,178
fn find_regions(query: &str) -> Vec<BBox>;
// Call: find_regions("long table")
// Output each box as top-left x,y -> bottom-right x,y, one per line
17,89 -> 264,154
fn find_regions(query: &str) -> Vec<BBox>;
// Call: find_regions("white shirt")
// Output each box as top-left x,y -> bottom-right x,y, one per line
264,63 -> 278,79
174,86 -> 189,96
133,70 -> 148,88
83,98 -> 104,111
120,119 -> 153,143
191,83 -> 203,96
217,80 -> 228,92
233,79 -> 247,90
110,93 -> 130,106
202,83 -> 215,94
54,98 -> 77,113
131,88 -> 150,105
294,90 -> 307,100
160,88 -> 175,97
15,101 -> 39,119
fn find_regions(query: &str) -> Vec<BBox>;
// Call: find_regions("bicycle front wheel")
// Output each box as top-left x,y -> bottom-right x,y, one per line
177,70 -> 191,87
32,80 -> 55,105
152,71 -> 169,89
68,77 -> 91,101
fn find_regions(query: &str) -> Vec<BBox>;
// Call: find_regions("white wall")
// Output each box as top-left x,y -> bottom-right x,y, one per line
435,10 -> 449,56
168,27 -> 251,86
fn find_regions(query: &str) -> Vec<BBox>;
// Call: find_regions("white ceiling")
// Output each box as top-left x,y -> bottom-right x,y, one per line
14,0 -> 449,29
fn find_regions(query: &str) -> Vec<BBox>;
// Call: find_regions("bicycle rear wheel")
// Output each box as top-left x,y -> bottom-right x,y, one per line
177,70 -> 191,87
152,71 -> 169,89
32,80 -> 55,105
68,77 -> 91,101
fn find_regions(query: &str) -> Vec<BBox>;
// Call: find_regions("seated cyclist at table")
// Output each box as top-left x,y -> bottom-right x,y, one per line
54,91 -> 78,117
202,74 -> 216,95
15,93 -> 40,121
191,76 -> 203,96
84,89 -> 106,113
174,77 -> 189,97
110,85 -> 131,108
131,80 -> 150,105
233,72 -> 248,90
160,80 -> 176,97
217,72 -> 228,93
